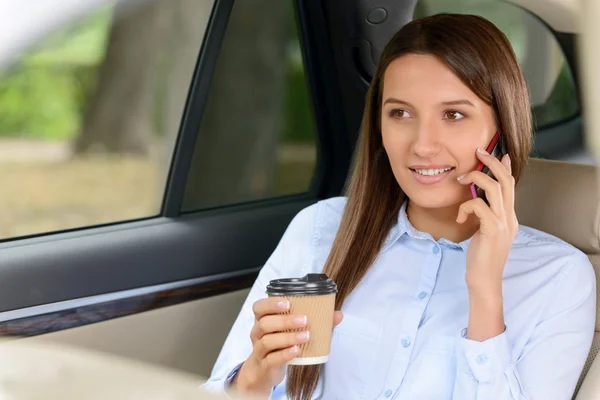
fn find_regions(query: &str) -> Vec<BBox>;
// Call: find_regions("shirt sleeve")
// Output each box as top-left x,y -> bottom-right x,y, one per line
453,253 -> 596,400
200,203 -> 319,399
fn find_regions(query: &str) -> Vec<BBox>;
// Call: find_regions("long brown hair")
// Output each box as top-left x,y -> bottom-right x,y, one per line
286,13 -> 532,399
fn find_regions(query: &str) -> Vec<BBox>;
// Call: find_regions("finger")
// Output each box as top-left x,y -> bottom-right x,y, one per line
502,153 -> 512,175
476,146 -> 509,176
252,297 -> 290,321
500,154 -> 517,226
261,345 -> 301,368
457,171 -> 504,217
476,147 -> 516,212
456,197 -> 498,229
255,331 -> 310,360
333,311 -> 343,327
251,314 -> 307,342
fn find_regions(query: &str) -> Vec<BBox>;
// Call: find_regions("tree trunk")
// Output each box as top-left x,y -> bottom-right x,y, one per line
75,0 -> 290,209
74,0 -> 168,155
157,0 -> 212,190
181,0 -> 290,210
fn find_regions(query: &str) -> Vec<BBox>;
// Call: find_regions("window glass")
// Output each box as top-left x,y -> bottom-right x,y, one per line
0,0 -> 212,239
414,0 -> 579,128
181,1 -> 317,212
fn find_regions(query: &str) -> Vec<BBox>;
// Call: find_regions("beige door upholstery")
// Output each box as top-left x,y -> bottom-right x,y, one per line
515,157 -> 600,399
26,289 -> 250,379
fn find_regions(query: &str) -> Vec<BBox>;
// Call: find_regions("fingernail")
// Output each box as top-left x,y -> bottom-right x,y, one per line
293,316 -> 307,326
289,345 -> 299,354
456,174 -> 465,180
277,300 -> 290,310
506,154 -> 511,165
477,147 -> 489,155
296,331 -> 310,340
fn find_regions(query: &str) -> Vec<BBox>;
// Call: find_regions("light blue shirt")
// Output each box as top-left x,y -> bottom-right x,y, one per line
202,197 -> 596,399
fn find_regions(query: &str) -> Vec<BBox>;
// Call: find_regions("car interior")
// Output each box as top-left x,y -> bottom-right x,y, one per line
0,0 -> 599,398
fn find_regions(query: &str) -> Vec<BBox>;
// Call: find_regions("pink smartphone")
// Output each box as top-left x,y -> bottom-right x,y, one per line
470,131 -> 506,200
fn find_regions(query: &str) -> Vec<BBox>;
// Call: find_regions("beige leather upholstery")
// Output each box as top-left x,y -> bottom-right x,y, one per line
515,157 -> 600,399
27,289 -> 250,379
516,158 -> 600,253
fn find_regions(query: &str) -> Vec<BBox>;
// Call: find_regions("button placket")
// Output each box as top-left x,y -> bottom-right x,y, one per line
381,240 -> 443,395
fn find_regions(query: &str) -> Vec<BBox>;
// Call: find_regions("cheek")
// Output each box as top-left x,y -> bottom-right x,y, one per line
381,122 -> 411,157
447,135 -> 485,173
382,134 -> 408,171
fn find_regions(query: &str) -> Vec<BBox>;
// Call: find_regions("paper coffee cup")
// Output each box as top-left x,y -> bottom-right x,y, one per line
266,273 -> 337,365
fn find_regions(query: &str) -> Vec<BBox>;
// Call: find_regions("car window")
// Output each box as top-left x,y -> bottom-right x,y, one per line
0,0 -> 214,240
181,1 -> 317,212
414,0 -> 579,129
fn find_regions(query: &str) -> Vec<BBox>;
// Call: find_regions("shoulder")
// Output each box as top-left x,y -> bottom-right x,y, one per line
511,225 -> 595,289
514,225 -> 588,261
280,196 -> 347,247
288,196 -> 348,233
282,197 -> 348,270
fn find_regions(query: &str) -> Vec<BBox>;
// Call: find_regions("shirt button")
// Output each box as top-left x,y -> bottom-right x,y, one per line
476,354 -> 488,365
432,245 -> 440,254
418,291 -> 428,299
384,389 -> 393,397
401,337 -> 411,348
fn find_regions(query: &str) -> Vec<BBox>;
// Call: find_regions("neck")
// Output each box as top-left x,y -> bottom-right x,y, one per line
406,199 -> 479,243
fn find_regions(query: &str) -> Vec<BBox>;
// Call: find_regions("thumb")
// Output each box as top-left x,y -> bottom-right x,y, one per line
333,311 -> 344,326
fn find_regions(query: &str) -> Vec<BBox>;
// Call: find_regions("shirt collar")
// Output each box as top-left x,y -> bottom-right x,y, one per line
382,200 -> 472,252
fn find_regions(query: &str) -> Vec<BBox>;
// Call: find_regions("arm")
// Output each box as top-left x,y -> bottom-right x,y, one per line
200,204 -> 319,398
456,151 -> 595,399
453,255 -> 596,399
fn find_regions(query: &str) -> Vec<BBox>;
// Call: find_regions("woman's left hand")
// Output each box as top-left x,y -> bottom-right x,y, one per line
456,148 -> 518,293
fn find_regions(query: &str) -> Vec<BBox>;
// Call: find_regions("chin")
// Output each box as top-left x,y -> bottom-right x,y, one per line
401,183 -> 469,210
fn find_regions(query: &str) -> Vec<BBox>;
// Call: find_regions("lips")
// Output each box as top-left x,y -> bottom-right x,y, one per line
412,167 -> 453,176
409,167 -> 455,185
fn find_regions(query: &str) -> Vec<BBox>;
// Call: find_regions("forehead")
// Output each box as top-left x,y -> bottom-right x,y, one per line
382,53 -> 478,103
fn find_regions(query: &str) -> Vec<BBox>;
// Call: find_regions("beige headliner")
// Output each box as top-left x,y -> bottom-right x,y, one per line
507,0 -> 580,32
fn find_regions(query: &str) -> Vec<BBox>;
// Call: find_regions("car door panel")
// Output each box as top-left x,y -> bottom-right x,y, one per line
0,0 -> 336,380
25,290 -> 249,378
0,199 -> 311,313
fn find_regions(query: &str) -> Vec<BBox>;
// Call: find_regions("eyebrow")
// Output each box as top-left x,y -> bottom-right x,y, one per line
440,99 -> 475,107
382,98 -> 475,107
383,98 -> 413,107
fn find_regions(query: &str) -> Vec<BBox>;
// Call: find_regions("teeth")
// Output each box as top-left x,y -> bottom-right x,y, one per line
414,167 -> 452,176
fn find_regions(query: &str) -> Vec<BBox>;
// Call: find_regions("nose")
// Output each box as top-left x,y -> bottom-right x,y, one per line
411,121 -> 441,158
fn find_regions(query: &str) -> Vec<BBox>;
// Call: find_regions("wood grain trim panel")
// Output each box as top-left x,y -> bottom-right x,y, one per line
0,271 -> 258,337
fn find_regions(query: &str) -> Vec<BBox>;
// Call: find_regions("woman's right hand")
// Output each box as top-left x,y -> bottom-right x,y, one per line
233,297 -> 343,396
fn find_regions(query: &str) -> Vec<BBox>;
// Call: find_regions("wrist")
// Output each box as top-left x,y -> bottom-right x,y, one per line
465,272 -> 502,297
234,361 -> 272,396
466,290 -> 504,341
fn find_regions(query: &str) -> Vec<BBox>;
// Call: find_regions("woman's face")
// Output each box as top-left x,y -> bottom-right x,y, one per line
381,53 -> 497,209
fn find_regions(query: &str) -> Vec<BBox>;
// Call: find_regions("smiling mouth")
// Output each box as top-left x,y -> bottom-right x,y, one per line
410,167 -> 455,176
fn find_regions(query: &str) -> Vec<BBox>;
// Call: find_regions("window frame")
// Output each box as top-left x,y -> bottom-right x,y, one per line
0,0 -> 331,314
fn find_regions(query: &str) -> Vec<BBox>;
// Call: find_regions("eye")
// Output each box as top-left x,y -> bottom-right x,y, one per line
389,109 -> 412,119
444,110 -> 465,120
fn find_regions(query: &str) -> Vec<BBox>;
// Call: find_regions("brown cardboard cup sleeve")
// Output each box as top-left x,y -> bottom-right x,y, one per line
266,274 -> 337,365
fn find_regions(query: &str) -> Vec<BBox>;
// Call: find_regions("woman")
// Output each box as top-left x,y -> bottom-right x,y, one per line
202,13 -> 595,400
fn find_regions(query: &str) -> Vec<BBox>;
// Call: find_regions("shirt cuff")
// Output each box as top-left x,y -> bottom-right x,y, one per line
200,362 -> 244,398
457,327 -> 512,383
202,362 -> 280,399
225,362 -> 244,387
